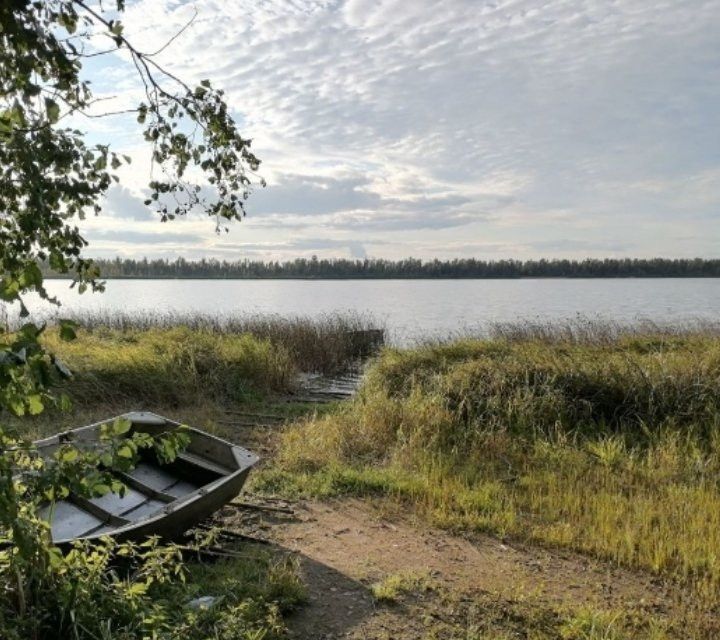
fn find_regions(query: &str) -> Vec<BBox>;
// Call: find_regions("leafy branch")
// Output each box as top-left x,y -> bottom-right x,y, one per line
0,0 -> 262,410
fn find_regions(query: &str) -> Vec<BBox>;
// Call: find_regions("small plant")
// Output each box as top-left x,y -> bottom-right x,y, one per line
371,570 -> 434,603
560,608 -> 623,640
586,436 -> 628,468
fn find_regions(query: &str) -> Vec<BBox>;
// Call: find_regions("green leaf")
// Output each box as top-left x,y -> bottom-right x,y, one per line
93,483 -> 111,496
58,320 -> 78,341
0,276 -> 20,302
113,418 -> 132,435
127,582 -> 148,596
58,393 -> 73,411
27,394 -> 44,415
44,98 -> 60,124
8,397 -> 25,416
18,262 -> 42,288
57,447 -> 78,463
117,445 -> 133,458
48,547 -> 64,568
109,20 -> 124,36
58,11 -> 78,34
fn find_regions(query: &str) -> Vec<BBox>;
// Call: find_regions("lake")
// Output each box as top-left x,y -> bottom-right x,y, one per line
14,278 -> 720,344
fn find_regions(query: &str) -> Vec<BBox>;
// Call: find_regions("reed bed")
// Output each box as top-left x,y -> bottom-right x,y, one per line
49,310 -> 384,376
42,327 -> 294,406
268,320 -> 720,613
30,311 -> 384,408
488,316 -> 720,344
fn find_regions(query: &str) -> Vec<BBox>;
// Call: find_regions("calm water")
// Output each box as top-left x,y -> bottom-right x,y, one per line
15,278 -> 720,344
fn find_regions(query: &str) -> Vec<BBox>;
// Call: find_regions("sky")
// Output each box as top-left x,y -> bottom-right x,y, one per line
77,0 -> 720,261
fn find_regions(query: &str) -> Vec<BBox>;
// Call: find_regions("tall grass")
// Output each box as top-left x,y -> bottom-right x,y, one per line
268,321 -> 720,608
43,327 -> 295,406
488,317 -> 720,344
32,311 -> 383,408
49,310 -> 384,375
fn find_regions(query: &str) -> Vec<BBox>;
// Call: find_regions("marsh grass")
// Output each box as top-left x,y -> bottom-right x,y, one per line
47,310 -> 385,375
28,311 -> 383,408
488,317 -> 720,344
266,322 -> 720,607
42,326 -> 295,406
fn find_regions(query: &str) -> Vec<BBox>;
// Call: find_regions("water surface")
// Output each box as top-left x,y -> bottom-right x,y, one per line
16,278 -> 720,344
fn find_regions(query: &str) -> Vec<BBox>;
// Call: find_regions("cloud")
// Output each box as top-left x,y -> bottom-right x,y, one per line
528,239 -> 633,253
102,185 -> 155,221
73,0 -> 720,259
250,174 -> 381,215
216,237 -> 376,259
87,229 -> 202,245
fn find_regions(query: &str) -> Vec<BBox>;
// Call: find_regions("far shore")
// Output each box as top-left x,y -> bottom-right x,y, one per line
41,274 -> 720,280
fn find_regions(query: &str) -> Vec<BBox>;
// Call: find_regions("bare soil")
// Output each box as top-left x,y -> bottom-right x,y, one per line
215,496 -> 703,640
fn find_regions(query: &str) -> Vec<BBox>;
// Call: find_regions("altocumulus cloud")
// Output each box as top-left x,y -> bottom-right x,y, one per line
88,0 -> 719,260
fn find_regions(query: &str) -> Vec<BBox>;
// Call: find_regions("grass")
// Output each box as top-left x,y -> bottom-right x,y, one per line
8,316 -> 720,637
365,571 -> 675,639
422,591 -> 668,640
44,310 -> 385,375
263,323 -> 720,612
25,311 -> 383,411
370,570 -> 435,603
43,326 -> 296,406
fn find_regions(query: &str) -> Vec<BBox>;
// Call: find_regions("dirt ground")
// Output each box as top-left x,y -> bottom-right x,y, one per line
214,496 -> 704,640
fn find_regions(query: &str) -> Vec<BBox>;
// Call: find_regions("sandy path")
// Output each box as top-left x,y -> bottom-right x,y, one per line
219,497 -> 686,639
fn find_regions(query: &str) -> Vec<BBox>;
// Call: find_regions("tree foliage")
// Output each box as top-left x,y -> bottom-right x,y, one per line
62,256 -> 720,280
1,0 -> 261,409
0,3 -> 263,636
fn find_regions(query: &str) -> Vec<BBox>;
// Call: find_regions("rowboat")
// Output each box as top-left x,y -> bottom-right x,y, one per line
35,411 -> 259,545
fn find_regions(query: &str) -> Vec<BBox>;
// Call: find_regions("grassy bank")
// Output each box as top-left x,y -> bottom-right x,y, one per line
48,311 -> 384,376
32,312 -> 382,409
263,323 -> 720,612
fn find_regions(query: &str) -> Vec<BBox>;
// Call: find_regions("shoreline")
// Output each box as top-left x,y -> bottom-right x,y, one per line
41,274 -> 720,281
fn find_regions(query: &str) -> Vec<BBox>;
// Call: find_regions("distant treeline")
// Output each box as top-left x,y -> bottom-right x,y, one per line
45,257 -> 720,279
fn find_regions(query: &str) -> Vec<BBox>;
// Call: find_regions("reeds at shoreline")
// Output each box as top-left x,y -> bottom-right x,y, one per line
48,310 -> 385,375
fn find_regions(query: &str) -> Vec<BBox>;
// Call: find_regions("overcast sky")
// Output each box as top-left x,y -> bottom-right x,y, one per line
78,0 -> 720,261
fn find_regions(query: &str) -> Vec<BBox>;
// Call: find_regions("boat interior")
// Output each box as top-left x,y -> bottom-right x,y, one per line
36,414 -> 244,542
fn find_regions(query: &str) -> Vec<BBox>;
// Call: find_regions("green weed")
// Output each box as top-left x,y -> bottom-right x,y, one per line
371,570 -> 435,603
